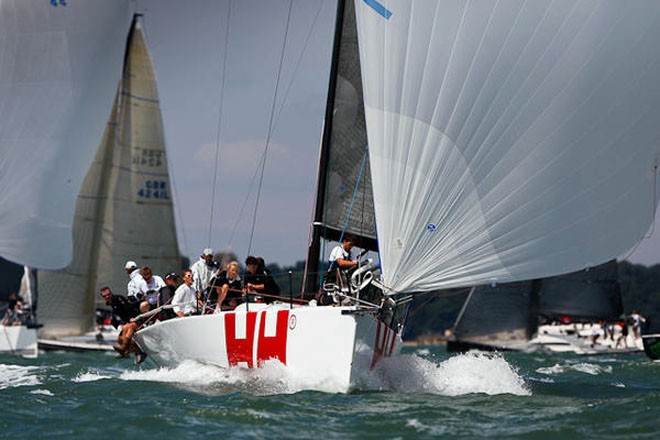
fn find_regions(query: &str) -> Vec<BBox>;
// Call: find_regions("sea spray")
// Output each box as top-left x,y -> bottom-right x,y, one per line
373,351 -> 530,396
119,359 -> 349,395
117,352 -> 530,396
0,363 -> 42,390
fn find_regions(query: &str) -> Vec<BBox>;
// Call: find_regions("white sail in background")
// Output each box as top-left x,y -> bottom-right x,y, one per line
0,0 -> 131,270
356,0 -> 660,293
38,17 -> 180,338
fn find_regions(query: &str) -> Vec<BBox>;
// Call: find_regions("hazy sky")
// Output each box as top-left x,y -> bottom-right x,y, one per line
139,0 -> 335,267
137,0 -> 660,268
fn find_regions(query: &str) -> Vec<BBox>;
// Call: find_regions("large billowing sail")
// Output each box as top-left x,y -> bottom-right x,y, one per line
0,0 -> 131,270
38,17 -> 180,338
355,1 -> 660,293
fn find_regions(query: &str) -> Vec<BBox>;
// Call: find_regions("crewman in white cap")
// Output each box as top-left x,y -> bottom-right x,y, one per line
190,248 -> 217,300
124,260 -> 147,304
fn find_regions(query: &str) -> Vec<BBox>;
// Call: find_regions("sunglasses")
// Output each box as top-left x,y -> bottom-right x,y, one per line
183,274 -> 193,278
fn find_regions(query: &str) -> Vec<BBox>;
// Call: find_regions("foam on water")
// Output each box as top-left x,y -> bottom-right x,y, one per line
73,371 -> 113,383
116,351 -> 529,396
537,362 -> 612,376
30,389 -> 54,396
118,359 -> 347,395
0,363 -> 42,390
372,351 -> 531,396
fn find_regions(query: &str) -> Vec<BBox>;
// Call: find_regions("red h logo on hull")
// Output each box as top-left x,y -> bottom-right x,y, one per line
371,321 -> 397,369
224,310 -> 290,367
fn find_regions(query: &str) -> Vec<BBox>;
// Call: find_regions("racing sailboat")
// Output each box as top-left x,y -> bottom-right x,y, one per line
37,14 -> 181,352
134,0 -> 660,390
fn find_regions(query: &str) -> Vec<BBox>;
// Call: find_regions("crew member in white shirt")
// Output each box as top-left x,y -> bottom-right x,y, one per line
172,270 -> 197,317
125,260 -> 147,304
190,248 -> 217,299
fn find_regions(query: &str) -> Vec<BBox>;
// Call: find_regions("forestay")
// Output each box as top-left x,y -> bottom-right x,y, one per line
0,0 -> 131,269
355,0 -> 660,293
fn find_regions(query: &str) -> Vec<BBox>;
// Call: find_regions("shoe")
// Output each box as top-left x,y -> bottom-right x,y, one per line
112,344 -> 125,354
115,351 -> 128,359
134,351 -> 147,365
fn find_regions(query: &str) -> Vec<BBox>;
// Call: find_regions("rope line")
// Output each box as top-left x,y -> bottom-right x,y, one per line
247,0 -> 294,256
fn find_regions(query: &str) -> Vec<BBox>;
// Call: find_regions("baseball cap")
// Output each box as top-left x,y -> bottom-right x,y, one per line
164,272 -> 178,281
124,260 -> 137,270
202,248 -> 214,256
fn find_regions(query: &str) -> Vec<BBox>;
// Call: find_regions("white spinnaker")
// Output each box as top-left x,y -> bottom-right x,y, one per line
0,0 -> 131,269
355,0 -> 660,293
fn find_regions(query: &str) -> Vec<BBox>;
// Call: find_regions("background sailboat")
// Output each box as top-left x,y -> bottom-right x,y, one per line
37,15 -> 181,347
447,260 -> 631,354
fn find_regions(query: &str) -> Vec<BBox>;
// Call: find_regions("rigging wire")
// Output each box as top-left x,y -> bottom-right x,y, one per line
337,146 -> 369,244
228,151 -> 267,246
271,0 -> 325,128
313,145 -> 370,293
207,0 -> 232,248
406,287 -> 472,320
246,0 -> 294,256
225,0 -> 323,256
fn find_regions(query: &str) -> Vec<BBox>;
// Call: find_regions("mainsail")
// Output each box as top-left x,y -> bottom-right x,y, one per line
450,281 -> 539,351
538,259 -> 623,321
306,0 -> 377,292
355,1 -> 660,293
38,16 -> 180,338
0,0 -> 131,270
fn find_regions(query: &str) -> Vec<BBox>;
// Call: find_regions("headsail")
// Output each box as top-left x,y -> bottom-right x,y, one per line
355,1 -> 660,293
0,0 -> 131,269
38,16 -> 180,338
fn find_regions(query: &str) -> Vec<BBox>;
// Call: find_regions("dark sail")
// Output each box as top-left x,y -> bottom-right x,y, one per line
448,260 -> 623,352
305,0 -> 376,293
538,260 -> 623,321
448,281 -> 539,352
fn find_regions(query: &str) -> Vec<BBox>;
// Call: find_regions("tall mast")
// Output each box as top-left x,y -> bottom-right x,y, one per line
304,0 -> 347,295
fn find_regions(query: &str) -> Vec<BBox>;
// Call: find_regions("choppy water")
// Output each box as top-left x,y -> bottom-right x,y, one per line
1,347 -> 658,439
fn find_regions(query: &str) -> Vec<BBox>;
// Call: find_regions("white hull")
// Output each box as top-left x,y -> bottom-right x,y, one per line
134,303 -> 402,392
0,325 -> 38,358
38,327 -> 119,352
529,323 -> 642,355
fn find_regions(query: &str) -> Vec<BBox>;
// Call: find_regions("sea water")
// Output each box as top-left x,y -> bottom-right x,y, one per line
1,347 -> 658,439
